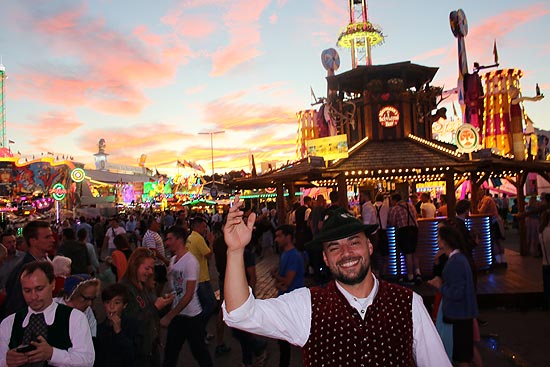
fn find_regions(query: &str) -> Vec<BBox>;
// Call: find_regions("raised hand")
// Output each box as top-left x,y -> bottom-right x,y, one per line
224,195 -> 256,252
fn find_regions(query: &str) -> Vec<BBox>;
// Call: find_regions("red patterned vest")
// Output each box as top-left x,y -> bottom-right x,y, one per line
303,280 -> 414,367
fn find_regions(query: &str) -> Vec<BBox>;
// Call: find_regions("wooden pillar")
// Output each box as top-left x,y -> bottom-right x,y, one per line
515,172 -> 528,256
287,182 -> 296,206
470,180 -> 482,214
337,174 -> 348,209
276,182 -> 286,225
445,168 -> 456,218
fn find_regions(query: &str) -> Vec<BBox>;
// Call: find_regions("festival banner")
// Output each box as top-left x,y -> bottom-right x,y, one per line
307,134 -> 348,161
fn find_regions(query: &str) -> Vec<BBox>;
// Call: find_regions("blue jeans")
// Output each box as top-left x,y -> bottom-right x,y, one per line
197,281 -> 217,327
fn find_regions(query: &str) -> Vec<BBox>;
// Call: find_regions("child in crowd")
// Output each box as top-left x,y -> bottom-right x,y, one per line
52,255 -> 72,296
95,283 -> 139,367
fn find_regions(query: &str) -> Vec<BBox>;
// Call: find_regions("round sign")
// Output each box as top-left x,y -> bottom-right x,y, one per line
321,48 -> 340,72
456,123 -> 480,153
71,168 -> 86,182
378,106 -> 400,128
50,183 -> 67,201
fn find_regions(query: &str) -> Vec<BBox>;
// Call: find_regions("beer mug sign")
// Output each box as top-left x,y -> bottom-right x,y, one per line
456,123 -> 480,153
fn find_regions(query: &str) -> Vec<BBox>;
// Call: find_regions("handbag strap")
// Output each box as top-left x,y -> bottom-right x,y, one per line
400,203 -> 415,225
375,205 -> 383,227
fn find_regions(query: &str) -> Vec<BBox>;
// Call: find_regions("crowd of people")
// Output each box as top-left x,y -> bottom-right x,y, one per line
0,187 -> 540,366
0,208 -> 228,367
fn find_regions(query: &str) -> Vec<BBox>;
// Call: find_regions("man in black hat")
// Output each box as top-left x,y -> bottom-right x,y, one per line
222,195 -> 451,367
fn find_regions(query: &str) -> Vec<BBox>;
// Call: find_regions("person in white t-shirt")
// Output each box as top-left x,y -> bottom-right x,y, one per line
102,217 -> 126,257
420,193 -> 437,218
160,226 -> 213,367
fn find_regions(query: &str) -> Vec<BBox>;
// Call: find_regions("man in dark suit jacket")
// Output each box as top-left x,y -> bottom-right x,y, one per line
57,228 -> 90,275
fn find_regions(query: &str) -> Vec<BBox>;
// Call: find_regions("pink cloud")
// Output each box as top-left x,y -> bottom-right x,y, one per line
456,4 -> 550,66
210,0 -> 271,76
317,0 -> 348,27
412,47 -> 450,62
269,14 -> 278,24
13,3 -> 193,115
12,72 -> 148,115
24,111 -> 84,147
162,12 -> 217,38
185,84 -> 208,95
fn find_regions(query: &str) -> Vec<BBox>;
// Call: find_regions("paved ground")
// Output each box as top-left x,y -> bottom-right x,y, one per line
178,308 -> 550,366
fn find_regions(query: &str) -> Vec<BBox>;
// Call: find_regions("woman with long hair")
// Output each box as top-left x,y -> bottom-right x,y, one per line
120,247 -> 174,367
428,224 -> 479,367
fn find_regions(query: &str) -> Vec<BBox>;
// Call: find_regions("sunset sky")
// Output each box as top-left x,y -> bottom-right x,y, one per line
1,0 -> 549,176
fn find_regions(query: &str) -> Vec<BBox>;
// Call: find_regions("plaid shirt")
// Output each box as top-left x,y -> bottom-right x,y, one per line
388,201 -> 418,228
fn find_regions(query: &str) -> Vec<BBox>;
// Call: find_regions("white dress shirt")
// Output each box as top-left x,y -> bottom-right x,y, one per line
223,276 -> 451,367
0,301 -> 95,367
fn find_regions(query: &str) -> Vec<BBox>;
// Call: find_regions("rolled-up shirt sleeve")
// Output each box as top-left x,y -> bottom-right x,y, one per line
49,309 -> 95,366
223,286 -> 312,347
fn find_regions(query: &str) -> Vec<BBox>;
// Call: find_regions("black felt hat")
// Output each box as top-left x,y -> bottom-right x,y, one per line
305,208 -> 378,251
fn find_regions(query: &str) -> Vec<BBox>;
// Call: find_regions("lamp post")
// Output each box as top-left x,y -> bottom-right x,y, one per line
198,130 -> 225,184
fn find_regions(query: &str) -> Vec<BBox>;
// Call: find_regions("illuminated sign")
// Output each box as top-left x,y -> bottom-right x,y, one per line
456,123 -> 480,153
50,183 -> 67,201
378,106 -> 400,127
71,168 -> 86,182
307,134 -> 348,161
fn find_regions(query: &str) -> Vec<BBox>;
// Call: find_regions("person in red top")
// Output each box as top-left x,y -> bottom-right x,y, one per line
111,235 -> 131,281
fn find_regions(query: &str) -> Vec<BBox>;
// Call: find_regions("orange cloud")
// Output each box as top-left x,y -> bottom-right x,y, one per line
79,123 -> 196,155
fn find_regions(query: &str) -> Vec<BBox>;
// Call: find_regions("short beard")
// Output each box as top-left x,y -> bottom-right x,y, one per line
332,262 -> 370,285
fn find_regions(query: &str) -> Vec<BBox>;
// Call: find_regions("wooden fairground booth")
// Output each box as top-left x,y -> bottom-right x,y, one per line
229,58 -> 550,279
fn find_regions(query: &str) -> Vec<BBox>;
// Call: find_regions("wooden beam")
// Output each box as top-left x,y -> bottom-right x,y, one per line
515,172 -> 529,256
276,182 -> 286,225
475,172 -> 490,187
445,168 -> 456,218
454,177 -> 466,191
537,171 -> 550,185
337,174 -> 348,209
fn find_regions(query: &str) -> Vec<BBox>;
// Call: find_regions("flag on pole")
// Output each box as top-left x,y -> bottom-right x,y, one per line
493,40 -> 499,64
310,86 -> 317,103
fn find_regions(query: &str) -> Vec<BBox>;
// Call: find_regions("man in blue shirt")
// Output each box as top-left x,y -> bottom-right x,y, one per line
271,224 -> 305,367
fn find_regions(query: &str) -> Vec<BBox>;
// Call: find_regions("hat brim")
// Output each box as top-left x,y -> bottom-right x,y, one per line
305,223 -> 378,252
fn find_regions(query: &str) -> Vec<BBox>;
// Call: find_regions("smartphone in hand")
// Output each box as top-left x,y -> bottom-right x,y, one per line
16,344 -> 37,353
